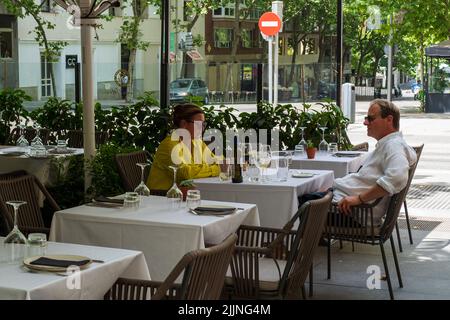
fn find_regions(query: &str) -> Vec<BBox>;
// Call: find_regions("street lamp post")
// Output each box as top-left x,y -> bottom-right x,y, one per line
53,0 -> 120,192
336,0 -> 343,108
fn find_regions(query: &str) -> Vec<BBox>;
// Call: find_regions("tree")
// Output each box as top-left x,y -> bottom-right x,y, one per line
174,0 -> 220,78
3,0 -> 68,97
116,0 -> 152,102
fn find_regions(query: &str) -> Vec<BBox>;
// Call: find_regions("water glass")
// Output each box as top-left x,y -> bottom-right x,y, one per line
186,190 -> 201,210
277,157 -> 289,182
329,143 -> 338,154
219,163 -> 231,182
56,139 -> 68,153
124,192 -> 140,209
27,233 -> 47,257
294,145 -> 305,156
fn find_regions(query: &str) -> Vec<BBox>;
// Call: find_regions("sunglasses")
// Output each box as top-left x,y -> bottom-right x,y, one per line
187,120 -> 207,129
364,115 -> 379,123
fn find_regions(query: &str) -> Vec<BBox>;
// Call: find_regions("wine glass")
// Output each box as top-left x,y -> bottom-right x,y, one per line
254,144 -> 272,183
4,201 -> 27,245
318,126 -> 329,154
295,127 -> 307,155
134,162 -> 151,196
16,124 -> 29,147
31,123 -> 42,145
240,143 -> 255,182
166,165 -> 183,208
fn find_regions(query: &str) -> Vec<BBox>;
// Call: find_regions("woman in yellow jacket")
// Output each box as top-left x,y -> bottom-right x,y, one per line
147,104 -> 220,191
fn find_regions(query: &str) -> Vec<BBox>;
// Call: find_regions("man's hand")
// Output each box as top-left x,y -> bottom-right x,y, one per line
338,195 -> 361,215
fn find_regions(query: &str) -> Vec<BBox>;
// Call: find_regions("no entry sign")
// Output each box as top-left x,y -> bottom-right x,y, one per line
258,12 -> 281,36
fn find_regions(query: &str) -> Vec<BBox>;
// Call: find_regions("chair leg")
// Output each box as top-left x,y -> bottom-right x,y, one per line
395,222 -> 403,253
351,241 -> 355,252
390,235 -> 403,288
380,242 -> 394,300
404,200 -> 414,245
309,264 -> 313,297
327,233 -> 331,279
339,239 -> 343,249
301,285 -> 307,300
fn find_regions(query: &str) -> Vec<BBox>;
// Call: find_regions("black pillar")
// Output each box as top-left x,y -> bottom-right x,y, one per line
75,62 -> 81,104
336,0 -> 343,108
256,63 -> 263,113
160,0 -> 170,109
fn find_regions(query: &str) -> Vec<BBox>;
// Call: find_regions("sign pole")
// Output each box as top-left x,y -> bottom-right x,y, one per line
274,33 -> 278,106
268,36 -> 273,104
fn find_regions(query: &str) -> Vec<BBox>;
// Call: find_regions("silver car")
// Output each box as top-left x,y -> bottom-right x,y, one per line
169,78 -> 209,104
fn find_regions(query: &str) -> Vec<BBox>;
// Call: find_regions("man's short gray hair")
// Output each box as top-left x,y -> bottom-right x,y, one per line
370,99 -> 400,130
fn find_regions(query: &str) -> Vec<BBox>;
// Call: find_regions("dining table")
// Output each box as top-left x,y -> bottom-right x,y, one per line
0,145 -> 84,187
0,238 -> 150,300
193,169 -> 334,229
49,195 -> 259,281
290,150 -> 369,178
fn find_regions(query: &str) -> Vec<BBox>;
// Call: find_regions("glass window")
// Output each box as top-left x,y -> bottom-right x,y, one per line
241,29 -> 252,48
214,28 -> 233,48
41,0 -> 51,12
0,31 -> 13,59
40,54 -> 52,97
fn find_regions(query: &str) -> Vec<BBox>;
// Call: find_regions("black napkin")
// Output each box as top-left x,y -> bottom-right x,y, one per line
94,196 -> 124,204
333,152 -> 361,158
194,206 -> 236,213
30,257 -> 91,267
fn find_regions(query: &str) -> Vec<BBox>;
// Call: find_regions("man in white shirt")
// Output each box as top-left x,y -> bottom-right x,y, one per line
333,99 -> 417,225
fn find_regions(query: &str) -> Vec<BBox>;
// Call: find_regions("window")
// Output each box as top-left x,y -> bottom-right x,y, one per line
301,38 -> 316,55
278,37 -> 284,55
0,30 -> 13,59
41,0 -> 51,12
40,54 -> 52,97
214,28 -> 233,48
241,29 -> 253,48
213,2 -> 235,18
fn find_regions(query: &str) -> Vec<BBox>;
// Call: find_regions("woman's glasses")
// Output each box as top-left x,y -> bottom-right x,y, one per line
187,120 -> 206,129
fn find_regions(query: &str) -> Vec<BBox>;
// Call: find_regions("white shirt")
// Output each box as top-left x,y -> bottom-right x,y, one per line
332,131 -> 417,225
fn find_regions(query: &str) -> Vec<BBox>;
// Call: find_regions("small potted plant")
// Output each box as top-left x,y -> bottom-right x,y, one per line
178,179 -> 197,201
306,140 -> 316,159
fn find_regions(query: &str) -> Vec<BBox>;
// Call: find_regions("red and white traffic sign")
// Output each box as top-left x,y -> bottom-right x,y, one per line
258,12 -> 281,36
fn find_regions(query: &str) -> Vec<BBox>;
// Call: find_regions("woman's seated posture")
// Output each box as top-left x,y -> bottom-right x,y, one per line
147,104 -> 220,191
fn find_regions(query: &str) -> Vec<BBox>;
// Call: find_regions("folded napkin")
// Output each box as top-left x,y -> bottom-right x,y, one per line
94,196 -> 124,204
30,257 -> 91,268
0,151 -> 26,157
195,206 -> 236,213
333,152 -> 361,158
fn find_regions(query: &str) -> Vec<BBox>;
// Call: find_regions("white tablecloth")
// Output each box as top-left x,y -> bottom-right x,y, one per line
49,196 -> 259,281
290,151 -> 368,178
0,238 -> 150,300
194,169 -> 334,229
0,146 -> 84,186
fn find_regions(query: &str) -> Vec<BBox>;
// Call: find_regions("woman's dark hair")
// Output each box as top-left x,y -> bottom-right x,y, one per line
172,104 -> 204,128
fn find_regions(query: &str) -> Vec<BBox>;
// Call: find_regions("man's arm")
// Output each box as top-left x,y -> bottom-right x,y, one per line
338,184 -> 389,214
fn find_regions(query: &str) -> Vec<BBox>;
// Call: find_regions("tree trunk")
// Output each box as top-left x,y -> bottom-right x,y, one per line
126,48 -> 136,102
224,1 -> 241,94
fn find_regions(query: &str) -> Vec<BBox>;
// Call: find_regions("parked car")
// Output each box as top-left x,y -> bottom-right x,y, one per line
169,78 -> 209,104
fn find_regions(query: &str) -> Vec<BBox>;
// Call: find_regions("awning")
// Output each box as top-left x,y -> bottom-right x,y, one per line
425,40 -> 450,57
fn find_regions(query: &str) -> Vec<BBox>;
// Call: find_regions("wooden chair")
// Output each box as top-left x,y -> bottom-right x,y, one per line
0,173 -> 61,237
325,166 -> 414,300
66,130 -> 109,148
7,127 -> 50,145
104,233 -> 237,300
394,144 -> 424,251
115,150 -> 152,192
225,192 -> 333,299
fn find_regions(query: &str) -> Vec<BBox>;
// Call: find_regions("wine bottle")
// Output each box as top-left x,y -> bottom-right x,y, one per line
232,136 -> 243,183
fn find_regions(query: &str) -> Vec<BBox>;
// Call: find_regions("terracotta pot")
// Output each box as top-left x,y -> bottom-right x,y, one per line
306,147 -> 316,159
178,186 -> 196,201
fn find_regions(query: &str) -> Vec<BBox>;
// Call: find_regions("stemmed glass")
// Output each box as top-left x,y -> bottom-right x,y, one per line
134,162 -> 151,196
31,123 -> 42,146
318,126 -> 329,154
241,143 -> 255,182
3,201 -> 27,244
254,144 -> 272,183
298,127 -> 307,150
16,124 -> 29,147
166,165 -> 183,208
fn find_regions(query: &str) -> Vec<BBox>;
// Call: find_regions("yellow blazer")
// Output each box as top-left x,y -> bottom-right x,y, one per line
147,135 -> 220,191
